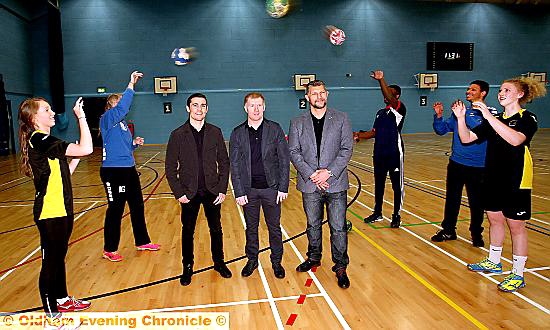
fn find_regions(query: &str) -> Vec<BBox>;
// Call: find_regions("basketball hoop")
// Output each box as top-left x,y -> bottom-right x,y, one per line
160,87 -> 169,96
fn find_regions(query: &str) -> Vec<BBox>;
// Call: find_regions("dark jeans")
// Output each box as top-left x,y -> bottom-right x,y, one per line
36,216 -> 73,314
302,190 -> 349,269
441,160 -> 484,236
100,166 -> 152,252
242,188 -> 283,264
373,156 -> 404,215
180,192 -> 225,267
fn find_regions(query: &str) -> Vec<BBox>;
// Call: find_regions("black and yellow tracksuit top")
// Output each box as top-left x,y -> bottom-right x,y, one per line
472,109 -> 538,191
28,130 -> 72,221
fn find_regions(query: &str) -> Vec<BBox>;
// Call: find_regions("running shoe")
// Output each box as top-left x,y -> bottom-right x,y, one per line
136,243 -> 161,251
102,251 -> 123,262
467,258 -> 502,273
498,274 -> 525,292
57,296 -> 91,312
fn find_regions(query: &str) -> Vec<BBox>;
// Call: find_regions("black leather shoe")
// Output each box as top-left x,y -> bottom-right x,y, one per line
273,263 -> 286,279
296,259 -> 321,272
472,235 -> 485,247
180,264 -> 193,286
431,230 -> 457,242
214,262 -> 232,278
241,260 -> 258,277
364,213 -> 383,223
335,268 -> 350,289
390,214 -> 401,228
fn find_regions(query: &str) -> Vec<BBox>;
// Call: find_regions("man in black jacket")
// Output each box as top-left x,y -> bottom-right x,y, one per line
165,93 -> 232,286
230,92 -> 290,279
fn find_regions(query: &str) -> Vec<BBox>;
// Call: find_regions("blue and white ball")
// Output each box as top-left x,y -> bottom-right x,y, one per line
171,47 -> 196,66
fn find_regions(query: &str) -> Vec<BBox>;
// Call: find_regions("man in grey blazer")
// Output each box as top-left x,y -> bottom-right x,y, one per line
288,80 -> 353,289
230,92 -> 290,279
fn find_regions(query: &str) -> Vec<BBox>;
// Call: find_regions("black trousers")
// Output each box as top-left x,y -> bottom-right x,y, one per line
373,156 -> 404,216
100,166 -> 151,252
36,216 -> 73,315
441,160 -> 485,236
242,188 -> 283,264
180,192 -> 225,267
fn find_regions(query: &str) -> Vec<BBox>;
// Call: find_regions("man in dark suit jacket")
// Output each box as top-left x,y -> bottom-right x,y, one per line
165,93 -> 232,286
289,80 -> 353,289
230,92 -> 290,279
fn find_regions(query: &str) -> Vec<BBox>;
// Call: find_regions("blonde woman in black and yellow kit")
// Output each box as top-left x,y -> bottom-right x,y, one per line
452,77 -> 546,293
18,96 -> 93,324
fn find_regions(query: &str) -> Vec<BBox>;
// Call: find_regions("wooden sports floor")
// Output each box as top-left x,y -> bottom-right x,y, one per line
0,131 -> 549,329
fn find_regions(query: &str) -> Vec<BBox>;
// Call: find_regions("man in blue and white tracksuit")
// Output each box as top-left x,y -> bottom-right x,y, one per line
364,70 -> 406,228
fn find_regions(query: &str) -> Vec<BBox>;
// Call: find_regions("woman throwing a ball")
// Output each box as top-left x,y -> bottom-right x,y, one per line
100,71 -> 160,262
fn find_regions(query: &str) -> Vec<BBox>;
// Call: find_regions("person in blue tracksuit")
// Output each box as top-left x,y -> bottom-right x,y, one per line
100,71 -> 159,262
431,80 -> 495,247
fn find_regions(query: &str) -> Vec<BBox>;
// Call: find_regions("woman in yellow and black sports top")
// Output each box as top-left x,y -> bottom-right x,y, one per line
452,76 -> 546,293
18,97 -> 93,322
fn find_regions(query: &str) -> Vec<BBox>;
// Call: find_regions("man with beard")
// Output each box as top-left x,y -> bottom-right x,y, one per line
288,80 -> 353,289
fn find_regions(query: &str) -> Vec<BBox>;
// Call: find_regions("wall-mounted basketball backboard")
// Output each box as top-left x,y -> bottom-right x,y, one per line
154,76 -> 178,96
294,74 -> 316,91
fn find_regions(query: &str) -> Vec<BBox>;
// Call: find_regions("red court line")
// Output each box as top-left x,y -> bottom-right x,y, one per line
0,173 -> 166,275
304,278 -> 313,287
297,294 -> 306,305
286,313 -> 298,326
311,266 -> 318,272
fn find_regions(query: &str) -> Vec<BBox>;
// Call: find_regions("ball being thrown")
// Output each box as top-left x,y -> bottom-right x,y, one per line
171,47 -> 197,66
323,25 -> 346,46
266,0 -> 289,18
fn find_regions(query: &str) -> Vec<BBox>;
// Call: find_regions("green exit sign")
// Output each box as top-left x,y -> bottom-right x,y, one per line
97,87 -> 107,93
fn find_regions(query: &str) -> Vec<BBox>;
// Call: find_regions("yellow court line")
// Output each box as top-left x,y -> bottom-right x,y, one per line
352,226 -> 489,330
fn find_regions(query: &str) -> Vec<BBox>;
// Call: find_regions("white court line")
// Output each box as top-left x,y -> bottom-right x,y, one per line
279,226 -> 351,329
0,177 -> 26,187
284,179 -> 350,329
353,195 -> 550,314
137,152 -> 160,169
0,202 -> 99,282
0,196 -> 175,208
229,181 -> 284,329
0,203 -> 33,208
531,217 -> 550,225
349,163 -> 550,313
349,181 -> 549,283
485,266 -> 550,277
532,193 -> 550,201
0,151 -> 161,282
351,159 -> 468,199
135,293 -> 324,313
352,158 -> 550,223
0,154 -> 167,205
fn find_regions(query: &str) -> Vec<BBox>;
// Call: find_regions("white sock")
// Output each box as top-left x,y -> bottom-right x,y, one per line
488,245 -> 503,264
512,255 -> 528,277
56,296 -> 69,304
